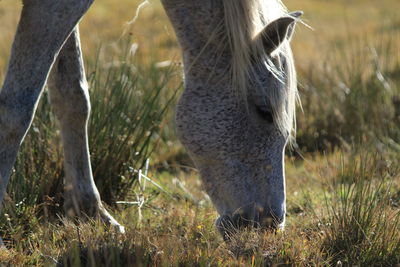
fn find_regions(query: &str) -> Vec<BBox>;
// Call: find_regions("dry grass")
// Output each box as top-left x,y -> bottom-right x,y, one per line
0,0 -> 399,266
1,152 -> 398,266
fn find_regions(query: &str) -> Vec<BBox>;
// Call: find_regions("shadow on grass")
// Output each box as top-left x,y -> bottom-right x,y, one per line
57,242 -> 152,267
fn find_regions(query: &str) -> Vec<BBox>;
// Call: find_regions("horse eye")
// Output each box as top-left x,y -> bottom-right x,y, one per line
255,106 -> 274,123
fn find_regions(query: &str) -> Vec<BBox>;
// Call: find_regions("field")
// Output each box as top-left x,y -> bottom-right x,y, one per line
0,0 -> 399,266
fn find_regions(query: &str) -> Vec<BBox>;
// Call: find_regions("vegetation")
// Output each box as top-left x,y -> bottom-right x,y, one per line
0,0 -> 399,265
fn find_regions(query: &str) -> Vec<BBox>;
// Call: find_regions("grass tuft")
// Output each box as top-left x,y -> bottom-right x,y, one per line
322,153 -> 400,265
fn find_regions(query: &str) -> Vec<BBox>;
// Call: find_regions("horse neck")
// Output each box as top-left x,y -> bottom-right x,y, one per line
162,0 -> 231,79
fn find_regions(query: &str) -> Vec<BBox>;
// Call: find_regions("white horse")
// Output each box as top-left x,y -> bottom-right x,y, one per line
0,0 -> 301,242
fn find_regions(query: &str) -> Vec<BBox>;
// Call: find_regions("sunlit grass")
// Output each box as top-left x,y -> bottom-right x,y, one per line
297,35 -> 400,152
0,0 -> 399,266
1,152 -> 398,266
322,153 -> 400,265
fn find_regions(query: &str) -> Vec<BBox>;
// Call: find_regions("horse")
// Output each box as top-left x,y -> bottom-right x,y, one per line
0,0 -> 301,243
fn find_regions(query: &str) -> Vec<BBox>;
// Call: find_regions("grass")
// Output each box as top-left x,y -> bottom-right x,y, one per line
296,34 -> 400,151
4,39 -> 179,210
0,0 -> 399,266
87,41 -> 179,203
322,153 -> 400,265
2,153 -> 398,266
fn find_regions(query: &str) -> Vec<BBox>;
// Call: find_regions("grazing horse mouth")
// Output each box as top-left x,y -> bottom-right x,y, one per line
215,203 -> 284,239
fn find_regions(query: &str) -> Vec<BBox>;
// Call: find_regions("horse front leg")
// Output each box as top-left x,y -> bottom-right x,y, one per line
0,0 -> 94,245
48,27 -> 124,233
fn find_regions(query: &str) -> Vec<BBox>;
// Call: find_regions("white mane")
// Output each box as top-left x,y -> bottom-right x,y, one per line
222,0 -> 298,139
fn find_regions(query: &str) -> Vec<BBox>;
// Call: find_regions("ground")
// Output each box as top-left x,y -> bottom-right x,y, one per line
0,0 -> 399,266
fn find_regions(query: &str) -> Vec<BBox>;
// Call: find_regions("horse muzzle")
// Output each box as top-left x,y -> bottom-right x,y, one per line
215,202 -> 285,239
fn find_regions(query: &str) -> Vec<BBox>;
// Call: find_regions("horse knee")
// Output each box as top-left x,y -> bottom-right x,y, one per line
48,63 -> 91,125
49,82 -> 91,124
48,27 -> 91,125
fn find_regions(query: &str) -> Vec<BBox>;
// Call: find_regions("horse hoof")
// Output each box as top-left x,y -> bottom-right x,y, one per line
100,207 -> 125,234
114,223 -> 126,234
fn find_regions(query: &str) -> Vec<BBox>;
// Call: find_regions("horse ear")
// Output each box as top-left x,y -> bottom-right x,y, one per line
258,11 -> 303,54
286,11 -> 303,41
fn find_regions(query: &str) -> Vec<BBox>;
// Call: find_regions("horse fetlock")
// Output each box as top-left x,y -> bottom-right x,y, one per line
63,184 -> 102,218
63,184 -> 125,233
98,206 -> 126,234
48,83 -> 91,119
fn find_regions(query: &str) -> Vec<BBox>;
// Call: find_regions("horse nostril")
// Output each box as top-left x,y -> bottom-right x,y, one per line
256,206 -> 264,213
